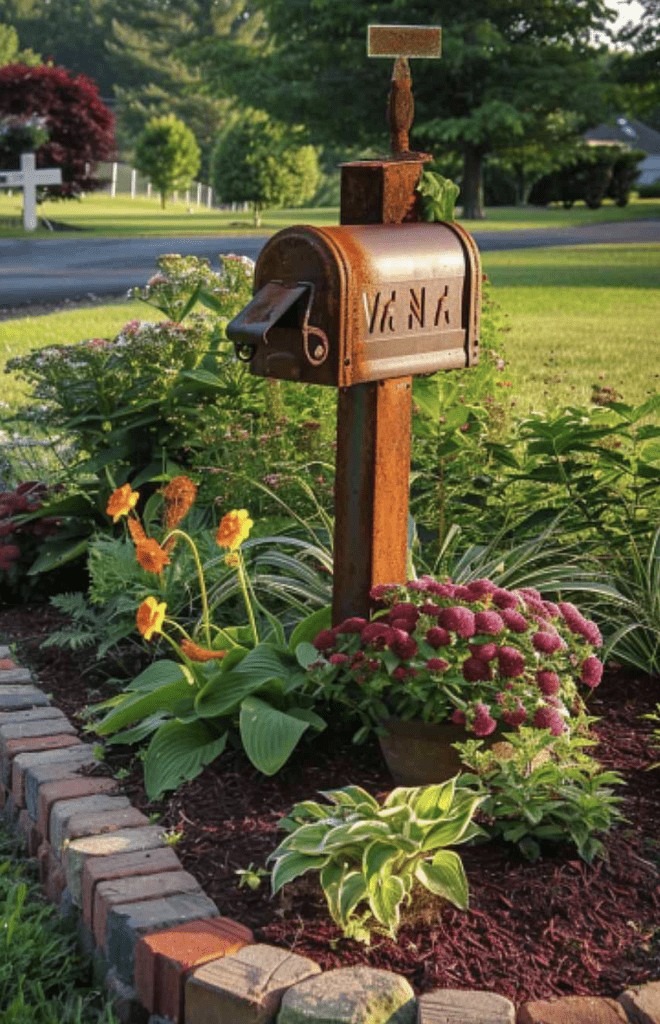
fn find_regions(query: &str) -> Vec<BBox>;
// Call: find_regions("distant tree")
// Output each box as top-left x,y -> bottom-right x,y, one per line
0,63 -> 115,196
0,22 -> 40,66
199,0 -> 617,220
211,110 -> 320,227
134,114 -> 201,208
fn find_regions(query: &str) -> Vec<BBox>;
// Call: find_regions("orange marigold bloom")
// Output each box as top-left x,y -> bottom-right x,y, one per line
180,639 -> 227,662
216,509 -> 253,551
136,597 -> 167,641
136,538 -> 170,574
162,476 -> 197,531
127,516 -> 147,545
106,484 -> 139,523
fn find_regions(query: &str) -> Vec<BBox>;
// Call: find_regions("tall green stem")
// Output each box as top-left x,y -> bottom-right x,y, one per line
236,549 -> 259,647
163,529 -> 212,647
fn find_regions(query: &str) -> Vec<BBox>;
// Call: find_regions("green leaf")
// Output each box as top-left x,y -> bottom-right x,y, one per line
413,778 -> 458,820
96,673 -> 194,735
318,786 -> 375,808
420,795 -> 484,851
285,707 -> 326,732
144,720 -> 227,801
287,801 -> 330,821
273,821 -> 334,856
103,713 -> 167,746
415,850 -> 469,909
338,871 -> 368,922
368,874 -> 405,930
127,660 -> 195,692
295,642 -> 319,669
27,538 -> 89,575
194,669 -> 268,718
362,841 -> 401,890
239,696 -> 310,775
270,852 -> 329,895
289,606 -> 332,652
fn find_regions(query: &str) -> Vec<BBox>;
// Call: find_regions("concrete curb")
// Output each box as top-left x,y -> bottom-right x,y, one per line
0,647 -> 658,1024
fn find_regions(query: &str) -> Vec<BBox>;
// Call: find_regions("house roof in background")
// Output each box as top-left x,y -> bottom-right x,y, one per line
584,117 -> 660,154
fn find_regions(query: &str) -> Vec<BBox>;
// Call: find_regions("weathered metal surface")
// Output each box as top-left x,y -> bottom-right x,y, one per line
225,222 -> 481,388
332,376 -> 411,625
367,25 -> 442,59
388,57 -> 414,155
339,158 -> 430,225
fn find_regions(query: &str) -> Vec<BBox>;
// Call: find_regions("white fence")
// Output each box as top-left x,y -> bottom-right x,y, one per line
95,162 -> 250,211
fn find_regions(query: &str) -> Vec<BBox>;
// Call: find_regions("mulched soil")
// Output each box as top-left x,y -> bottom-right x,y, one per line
1,601 -> 659,1008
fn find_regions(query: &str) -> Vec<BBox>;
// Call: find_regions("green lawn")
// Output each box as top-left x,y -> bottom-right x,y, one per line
481,243 -> 660,412
1,243 -> 658,421
0,191 -> 658,238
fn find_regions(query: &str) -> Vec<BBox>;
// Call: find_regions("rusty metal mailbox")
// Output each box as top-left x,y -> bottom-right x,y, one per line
226,220 -> 481,387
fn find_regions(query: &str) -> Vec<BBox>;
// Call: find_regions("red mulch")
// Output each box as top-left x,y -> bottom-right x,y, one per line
1,602 -> 659,1007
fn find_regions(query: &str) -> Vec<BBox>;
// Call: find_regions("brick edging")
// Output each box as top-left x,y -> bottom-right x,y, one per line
0,648 -> 658,1024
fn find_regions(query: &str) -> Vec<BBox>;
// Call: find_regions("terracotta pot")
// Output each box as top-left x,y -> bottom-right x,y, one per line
377,717 -> 503,787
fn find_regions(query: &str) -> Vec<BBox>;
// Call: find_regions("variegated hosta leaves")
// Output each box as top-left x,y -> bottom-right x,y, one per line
267,776 -> 484,944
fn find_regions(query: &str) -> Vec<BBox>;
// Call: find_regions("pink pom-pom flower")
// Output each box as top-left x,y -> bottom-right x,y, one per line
580,656 -> 603,688
497,646 -> 526,678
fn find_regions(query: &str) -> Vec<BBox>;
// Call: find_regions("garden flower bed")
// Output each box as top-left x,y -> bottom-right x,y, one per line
1,601 -> 658,1009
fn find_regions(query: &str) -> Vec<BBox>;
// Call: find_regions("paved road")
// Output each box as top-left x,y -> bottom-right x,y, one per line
0,219 -> 657,307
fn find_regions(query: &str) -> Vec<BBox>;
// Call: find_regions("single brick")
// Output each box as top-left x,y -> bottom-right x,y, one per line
2,733 -> 83,785
107,892 -> 220,985
65,806 -> 149,845
418,988 -> 516,1024
25,757 -> 101,818
618,982 -> 660,1024
185,944 -> 321,1024
0,718 -> 77,743
278,965 -> 415,1024
0,668 -> 32,684
0,660 -> 18,669
50,794 -> 131,852
82,846 -> 183,928
94,870 -> 202,951
0,707 -> 65,726
65,826 -> 168,905
517,996 -> 630,1024
17,808 -> 43,857
37,776 -> 120,836
38,841 -> 67,905
135,917 -> 254,1021
0,686 -> 50,710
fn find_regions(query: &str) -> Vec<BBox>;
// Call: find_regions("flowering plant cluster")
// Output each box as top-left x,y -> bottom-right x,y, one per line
0,481 -> 60,593
310,577 -> 604,742
130,253 -> 254,323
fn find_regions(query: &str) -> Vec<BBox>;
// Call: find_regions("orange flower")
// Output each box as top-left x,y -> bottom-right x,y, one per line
136,597 -> 167,641
162,476 -> 197,531
136,538 -> 170,574
180,639 -> 227,662
127,516 -> 147,545
106,484 -> 139,523
216,509 -> 253,551
225,552 -> 240,569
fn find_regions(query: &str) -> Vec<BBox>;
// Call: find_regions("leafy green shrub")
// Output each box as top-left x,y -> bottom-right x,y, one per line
268,778 -> 483,944
455,727 -> 624,863
638,182 -> 660,199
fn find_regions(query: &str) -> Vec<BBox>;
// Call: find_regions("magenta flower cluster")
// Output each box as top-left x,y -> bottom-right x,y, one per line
310,577 -> 604,740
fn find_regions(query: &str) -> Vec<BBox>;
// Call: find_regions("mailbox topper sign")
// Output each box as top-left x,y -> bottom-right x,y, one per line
227,220 -> 481,387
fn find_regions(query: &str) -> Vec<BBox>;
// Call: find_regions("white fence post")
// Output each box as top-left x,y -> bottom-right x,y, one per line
130,168 -> 136,199
196,182 -> 202,206
185,188 -> 190,206
110,162 -> 117,198
207,186 -> 212,208
147,182 -> 152,199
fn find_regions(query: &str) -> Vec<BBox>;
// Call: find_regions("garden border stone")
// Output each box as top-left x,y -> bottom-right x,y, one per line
0,655 -> 658,1024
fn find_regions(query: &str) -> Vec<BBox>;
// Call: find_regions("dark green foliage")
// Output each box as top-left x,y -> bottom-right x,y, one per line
529,146 -> 647,208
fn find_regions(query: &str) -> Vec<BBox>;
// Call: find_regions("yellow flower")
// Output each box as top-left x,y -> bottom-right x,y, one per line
106,484 -> 139,523
162,476 -> 197,532
136,597 -> 167,641
180,639 -> 227,662
136,538 -> 170,574
216,509 -> 253,551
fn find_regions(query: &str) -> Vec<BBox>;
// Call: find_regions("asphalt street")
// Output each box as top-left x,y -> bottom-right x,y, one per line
0,218 -> 657,307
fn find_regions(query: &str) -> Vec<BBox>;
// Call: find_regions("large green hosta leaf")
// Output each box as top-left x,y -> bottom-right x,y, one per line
239,696 -> 311,775
96,672 -> 195,736
415,849 -> 469,909
144,719 -> 228,801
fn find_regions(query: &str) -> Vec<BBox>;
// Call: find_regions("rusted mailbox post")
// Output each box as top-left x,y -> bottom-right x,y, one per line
226,26 -> 482,625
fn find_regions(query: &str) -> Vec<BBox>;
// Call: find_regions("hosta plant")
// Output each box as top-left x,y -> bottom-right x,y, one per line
268,777 -> 484,944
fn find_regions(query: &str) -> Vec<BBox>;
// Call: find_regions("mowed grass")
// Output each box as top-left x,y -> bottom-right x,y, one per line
0,191 -> 658,238
481,243 -> 660,412
1,243 -> 658,419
